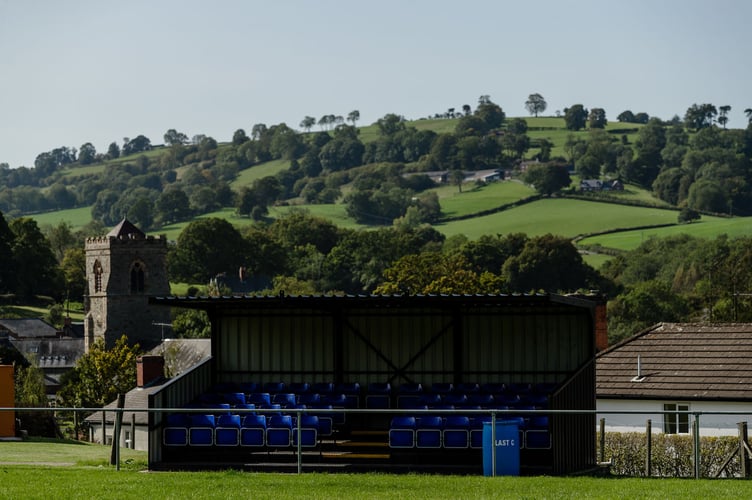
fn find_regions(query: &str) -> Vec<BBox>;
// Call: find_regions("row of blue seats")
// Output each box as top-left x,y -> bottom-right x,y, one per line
211,381 -> 557,396
200,381 -> 556,411
388,416 -> 551,450
163,413 -> 322,448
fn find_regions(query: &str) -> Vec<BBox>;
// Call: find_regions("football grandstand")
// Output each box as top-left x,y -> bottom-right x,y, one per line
147,293 -> 605,475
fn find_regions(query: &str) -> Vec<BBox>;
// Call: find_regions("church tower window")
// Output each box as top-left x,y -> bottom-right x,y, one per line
130,261 -> 145,293
93,260 -> 103,293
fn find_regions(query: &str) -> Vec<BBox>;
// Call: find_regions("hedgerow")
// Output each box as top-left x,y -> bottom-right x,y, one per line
599,432 -> 742,478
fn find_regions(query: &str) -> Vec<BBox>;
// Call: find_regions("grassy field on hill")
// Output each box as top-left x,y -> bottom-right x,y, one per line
0,439 -> 749,499
578,215 -> 752,251
28,206 -> 93,230
435,180 -> 535,218
435,197 -> 683,240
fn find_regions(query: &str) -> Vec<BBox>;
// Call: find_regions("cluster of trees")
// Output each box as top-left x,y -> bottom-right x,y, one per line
602,233 -> 752,342
167,212 -> 608,298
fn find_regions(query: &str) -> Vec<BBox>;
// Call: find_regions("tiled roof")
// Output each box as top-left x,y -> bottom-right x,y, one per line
0,318 -> 57,338
596,323 -> 752,401
107,219 -> 145,239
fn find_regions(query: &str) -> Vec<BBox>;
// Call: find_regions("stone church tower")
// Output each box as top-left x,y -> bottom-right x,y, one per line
84,219 -> 170,352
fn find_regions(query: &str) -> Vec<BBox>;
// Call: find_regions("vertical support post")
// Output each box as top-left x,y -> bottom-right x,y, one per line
645,419 -> 652,477
110,393 -> 125,470
130,413 -> 136,449
599,418 -> 605,463
101,411 -> 106,444
491,411 -> 497,477
740,422 -> 749,479
296,409 -> 302,475
693,415 -> 700,479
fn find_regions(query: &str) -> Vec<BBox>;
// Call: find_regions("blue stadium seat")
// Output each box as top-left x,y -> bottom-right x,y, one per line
222,392 -> 246,407
444,393 -> 469,407
397,383 -> 423,408
525,415 -> 551,449
335,382 -> 361,408
389,416 -> 416,448
480,382 -> 507,395
266,415 -> 293,447
272,393 -> 297,408
508,382 -> 532,394
495,393 -> 521,407
418,393 -> 442,407
287,382 -> 311,394
163,413 -> 189,446
292,415 -> 319,447
311,382 -> 334,396
248,392 -> 271,407
322,393 -> 347,425
470,417 -> 491,449
431,382 -> 454,395
235,403 -> 256,413
311,405 -> 334,437
188,414 -> 215,446
240,414 -> 266,447
239,382 -> 259,394
454,382 -> 480,394
366,382 -> 391,409
298,393 -> 321,406
416,416 -> 443,448
443,416 -> 470,449
468,393 -> 494,408
215,414 -> 241,446
262,381 -> 286,394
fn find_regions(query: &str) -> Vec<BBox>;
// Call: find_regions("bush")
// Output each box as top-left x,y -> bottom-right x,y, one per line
599,432 -> 741,478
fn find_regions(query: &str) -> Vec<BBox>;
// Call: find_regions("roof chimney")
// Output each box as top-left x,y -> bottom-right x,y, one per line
594,302 -> 608,352
137,355 -> 165,388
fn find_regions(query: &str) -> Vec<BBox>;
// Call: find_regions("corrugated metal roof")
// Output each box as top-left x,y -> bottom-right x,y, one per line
596,323 -> 752,401
150,292 -> 602,311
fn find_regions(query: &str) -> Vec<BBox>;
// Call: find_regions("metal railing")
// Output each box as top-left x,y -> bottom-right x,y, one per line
2,407 -> 751,477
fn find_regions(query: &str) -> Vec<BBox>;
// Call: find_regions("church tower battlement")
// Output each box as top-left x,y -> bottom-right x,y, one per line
84,219 -> 170,352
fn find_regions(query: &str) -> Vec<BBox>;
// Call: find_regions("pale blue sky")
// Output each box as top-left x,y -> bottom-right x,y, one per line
1,0 -> 749,168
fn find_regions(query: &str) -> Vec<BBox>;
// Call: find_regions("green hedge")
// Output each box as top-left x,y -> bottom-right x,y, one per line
599,432 -> 742,478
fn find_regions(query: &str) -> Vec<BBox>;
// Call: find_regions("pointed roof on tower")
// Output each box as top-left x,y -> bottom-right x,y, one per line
107,219 -> 145,239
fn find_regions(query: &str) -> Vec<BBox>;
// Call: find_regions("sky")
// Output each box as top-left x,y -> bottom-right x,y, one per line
1,0 -> 750,169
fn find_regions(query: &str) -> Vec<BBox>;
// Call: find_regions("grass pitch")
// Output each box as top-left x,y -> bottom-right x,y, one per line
0,439 -> 750,499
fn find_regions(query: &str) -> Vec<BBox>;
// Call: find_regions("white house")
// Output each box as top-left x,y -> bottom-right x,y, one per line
596,323 -> 752,437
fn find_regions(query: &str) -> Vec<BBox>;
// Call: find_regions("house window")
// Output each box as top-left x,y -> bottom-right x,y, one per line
130,261 -> 145,293
663,403 -> 690,434
93,260 -> 103,293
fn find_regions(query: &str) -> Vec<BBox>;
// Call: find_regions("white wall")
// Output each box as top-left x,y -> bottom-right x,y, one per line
597,399 -> 752,437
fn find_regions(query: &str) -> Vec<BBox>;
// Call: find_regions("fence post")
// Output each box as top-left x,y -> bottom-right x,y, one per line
740,422 -> 750,479
101,411 -> 106,444
599,418 -> 605,463
296,409 -> 302,475
130,413 -> 136,449
693,415 -> 700,479
645,419 -> 652,477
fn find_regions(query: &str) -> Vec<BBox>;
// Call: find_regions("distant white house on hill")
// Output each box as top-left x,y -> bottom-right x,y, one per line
596,323 -> 752,436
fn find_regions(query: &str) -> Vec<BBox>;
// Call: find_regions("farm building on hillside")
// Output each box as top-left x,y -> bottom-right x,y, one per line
144,293 -> 605,475
596,323 -> 752,436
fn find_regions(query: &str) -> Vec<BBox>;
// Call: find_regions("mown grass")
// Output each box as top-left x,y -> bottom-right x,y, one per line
435,181 -> 535,219
578,216 -> 752,252
2,438 -> 750,499
435,198 -> 683,241
0,464 -> 750,499
230,159 -> 291,190
27,206 -> 93,230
